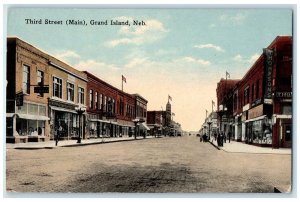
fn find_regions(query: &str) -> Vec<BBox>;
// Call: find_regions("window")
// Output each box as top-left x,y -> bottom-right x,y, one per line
37,70 -> 44,97
89,89 -> 94,108
53,77 -> 62,98
244,87 -> 249,105
67,82 -> 74,102
100,94 -> 103,110
95,92 -> 98,109
256,80 -> 260,99
78,87 -> 85,104
104,96 -> 107,112
251,84 -> 255,102
23,65 -> 30,94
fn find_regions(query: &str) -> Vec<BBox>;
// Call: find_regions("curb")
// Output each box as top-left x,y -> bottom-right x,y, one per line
12,137 -> 157,150
209,141 -> 220,150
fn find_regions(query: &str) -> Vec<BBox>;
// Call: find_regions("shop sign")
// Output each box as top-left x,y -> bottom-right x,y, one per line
15,92 -> 24,106
263,48 -> 274,99
34,86 -> 49,94
264,99 -> 273,105
241,111 -> 248,121
248,104 -> 264,120
275,91 -> 292,98
49,99 -> 76,110
251,98 -> 262,108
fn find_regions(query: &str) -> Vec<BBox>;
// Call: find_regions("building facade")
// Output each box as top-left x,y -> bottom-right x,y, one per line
6,37 -> 50,143
6,37 -> 88,143
84,71 -> 136,138
216,36 -> 292,148
48,54 -> 87,141
147,111 -> 163,136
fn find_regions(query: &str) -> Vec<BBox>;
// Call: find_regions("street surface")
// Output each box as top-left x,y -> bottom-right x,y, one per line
6,135 -> 291,193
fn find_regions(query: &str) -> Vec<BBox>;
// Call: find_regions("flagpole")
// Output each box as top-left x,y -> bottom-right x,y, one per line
122,79 -> 123,92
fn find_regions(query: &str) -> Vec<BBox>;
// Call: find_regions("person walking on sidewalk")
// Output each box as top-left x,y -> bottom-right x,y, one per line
224,132 -> 227,143
228,131 -> 232,143
56,123 -> 63,146
220,132 -> 224,147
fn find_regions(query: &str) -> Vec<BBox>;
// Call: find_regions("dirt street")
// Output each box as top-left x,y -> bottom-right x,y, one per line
6,136 -> 291,193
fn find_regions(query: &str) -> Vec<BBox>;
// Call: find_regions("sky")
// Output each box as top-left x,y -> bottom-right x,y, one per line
6,7 -> 292,131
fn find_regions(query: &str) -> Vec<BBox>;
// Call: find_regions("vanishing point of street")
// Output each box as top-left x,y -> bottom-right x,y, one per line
6,136 -> 291,193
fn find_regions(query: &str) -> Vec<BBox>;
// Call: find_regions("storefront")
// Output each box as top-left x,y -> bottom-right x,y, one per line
49,99 -> 86,140
6,101 -> 49,143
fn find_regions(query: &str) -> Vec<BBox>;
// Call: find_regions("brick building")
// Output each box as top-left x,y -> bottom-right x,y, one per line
147,111 -> 163,136
84,71 -> 136,138
216,36 -> 292,148
216,79 -> 240,135
6,37 -> 88,143
6,37 -> 50,143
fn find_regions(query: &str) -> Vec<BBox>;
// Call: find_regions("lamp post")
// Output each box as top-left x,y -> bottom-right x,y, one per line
75,106 -> 86,143
133,118 -> 139,139
207,119 -> 212,141
217,105 -> 227,133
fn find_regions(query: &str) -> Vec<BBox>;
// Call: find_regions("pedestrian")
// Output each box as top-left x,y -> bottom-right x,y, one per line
224,132 -> 227,143
217,133 -> 221,146
220,132 -> 224,147
56,123 -> 62,146
228,132 -> 232,143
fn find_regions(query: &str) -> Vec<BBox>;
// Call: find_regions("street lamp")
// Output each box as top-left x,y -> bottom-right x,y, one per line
133,118 -> 139,139
207,119 -> 212,140
217,105 -> 227,133
75,106 -> 86,143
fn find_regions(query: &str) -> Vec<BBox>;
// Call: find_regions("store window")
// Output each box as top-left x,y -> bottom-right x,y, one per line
53,77 -> 62,98
23,65 -> 30,94
67,82 -> 75,102
28,103 -> 39,115
78,87 -> 85,104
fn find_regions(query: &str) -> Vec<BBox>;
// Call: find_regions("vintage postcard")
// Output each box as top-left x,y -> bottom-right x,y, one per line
4,6 -> 293,196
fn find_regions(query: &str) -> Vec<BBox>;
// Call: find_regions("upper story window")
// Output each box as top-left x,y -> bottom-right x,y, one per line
37,70 -> 44,97
89,89 -> 94,109
251,84 -> 255,102
256,80 -> 260,99
99,94 -> 103,110
53,77 -> 62,98
104,96 -> 107,112
244,87 -> 249,105
95,92 -> 98,109
22,65 -> 30,94
67,82 -> 74,102
78,87 -> 85,104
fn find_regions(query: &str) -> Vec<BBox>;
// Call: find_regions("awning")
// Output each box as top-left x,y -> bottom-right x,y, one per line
6,113 -> 15,117
16,113 -> 50,121
139,122 -> 150,131
244,115 -> 266,123
50,106 -> 77,114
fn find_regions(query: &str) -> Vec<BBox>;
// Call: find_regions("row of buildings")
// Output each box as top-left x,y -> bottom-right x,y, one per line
6,37 -> 181,143
201,36 -> 292,148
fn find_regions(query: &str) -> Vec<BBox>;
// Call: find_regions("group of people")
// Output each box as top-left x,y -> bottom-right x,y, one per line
200,131 -> 232,147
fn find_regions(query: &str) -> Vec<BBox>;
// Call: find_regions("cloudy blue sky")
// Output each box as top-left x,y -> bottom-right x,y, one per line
6,7 -> 292,131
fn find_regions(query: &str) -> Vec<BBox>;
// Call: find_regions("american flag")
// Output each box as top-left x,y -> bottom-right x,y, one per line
226,71 -> 230,79
122,75 -> 126,83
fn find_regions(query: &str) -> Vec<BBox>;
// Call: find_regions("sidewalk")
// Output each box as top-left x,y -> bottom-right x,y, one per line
208,139 -> 291,155
6,136 -> 157,150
